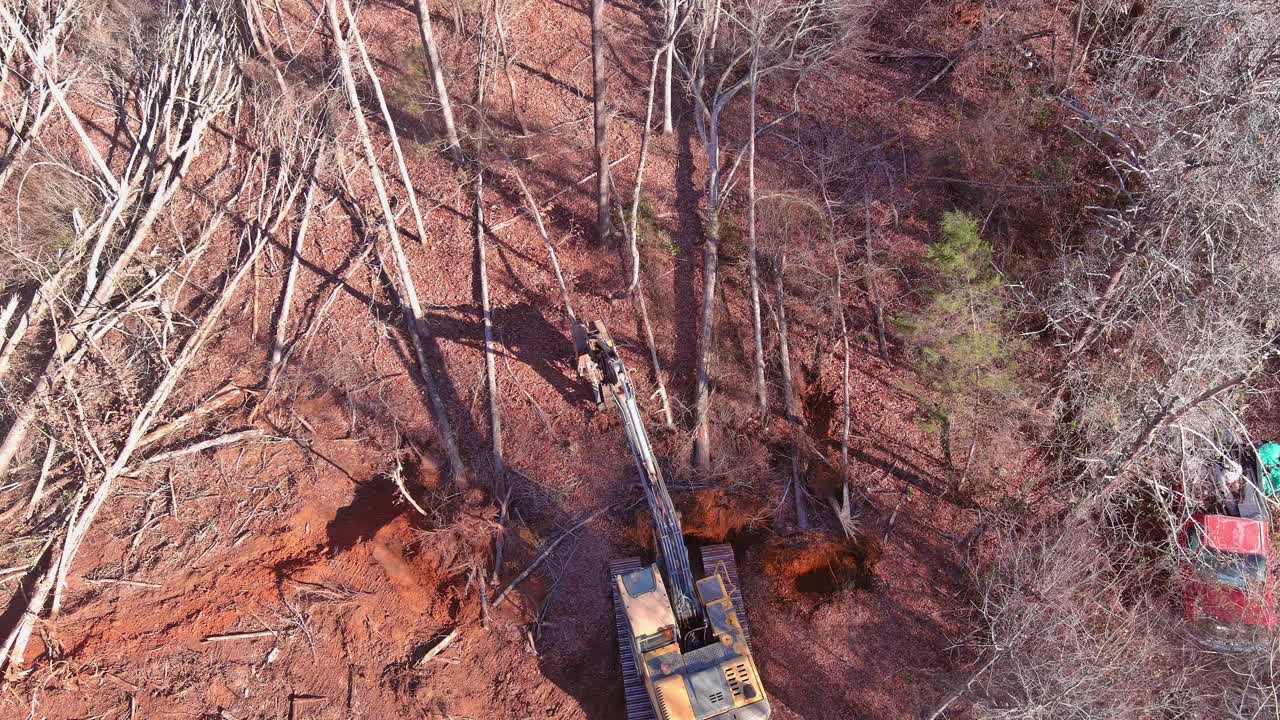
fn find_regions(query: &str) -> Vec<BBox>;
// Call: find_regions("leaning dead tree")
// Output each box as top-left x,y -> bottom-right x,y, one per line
678,0 -> 857,473
0,1 -> 242,478
324,0 -> 466,483
1030,0 -> 1280,523
341,0 -> 432,251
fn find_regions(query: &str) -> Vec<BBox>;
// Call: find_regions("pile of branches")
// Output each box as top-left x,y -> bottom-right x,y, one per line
0,0 -> 333,672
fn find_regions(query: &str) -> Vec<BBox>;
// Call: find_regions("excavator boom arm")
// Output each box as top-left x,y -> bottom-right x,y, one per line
573,320 -> 702,631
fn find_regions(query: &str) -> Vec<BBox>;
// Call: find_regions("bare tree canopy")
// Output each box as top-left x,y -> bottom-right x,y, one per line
1034,0 -> 1280,521
678,0 -> 864,474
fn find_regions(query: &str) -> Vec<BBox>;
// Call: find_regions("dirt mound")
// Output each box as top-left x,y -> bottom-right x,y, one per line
763,531 -> 882,596
622,487 -> 765,551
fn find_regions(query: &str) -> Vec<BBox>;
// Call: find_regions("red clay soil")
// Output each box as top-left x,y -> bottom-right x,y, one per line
0,0 -> 1082,718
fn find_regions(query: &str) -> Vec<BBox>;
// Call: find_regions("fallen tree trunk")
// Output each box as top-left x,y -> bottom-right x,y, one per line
325,0 -> 466,484
506,164 -> 577,322
267,153 -> 323,388
475,167 -> 504,480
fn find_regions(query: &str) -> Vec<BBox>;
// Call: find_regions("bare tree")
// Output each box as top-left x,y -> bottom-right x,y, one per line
661,0 -> 679,134
825,201 -> 853,536
758,192 -> 825,527
506,163 -> 577,322
1032,0 -> 1280,521
476,168 -> 503,479
677,0 -> 857,473
0,0 -> 80,190
617,24 -> 686,430
954,525 -> 1209,719
474,29 -> 503,481
591,0 -> 610,244
267,134 -> 328,389
341,0 -> 432,248
862,188 -> 888,362
745,37 -> 767,419
0,2 -> 114,192
769,252 -> 807,527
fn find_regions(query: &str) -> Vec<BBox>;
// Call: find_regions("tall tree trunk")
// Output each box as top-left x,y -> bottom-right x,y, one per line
591,0 -> 610,244
864,190 -> 887,361
476,169 -> 503,481
692,209 -> 720,474
492,0 -> 526,136
691,105 -> 724,475
412,0 -> 463,162
772,255 -> 807,528
746,62 -> 766,419
474,29 -> 503,484
661,0 -> 674,135
831,233 -> 852,522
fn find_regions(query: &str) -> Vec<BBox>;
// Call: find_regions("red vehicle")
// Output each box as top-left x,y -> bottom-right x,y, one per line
1178,513 -> 1275,651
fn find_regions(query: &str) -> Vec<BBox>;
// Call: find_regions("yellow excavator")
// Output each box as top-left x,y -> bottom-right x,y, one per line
573,321 -> 771,720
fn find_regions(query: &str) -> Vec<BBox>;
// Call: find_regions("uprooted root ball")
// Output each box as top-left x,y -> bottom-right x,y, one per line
763,531 -> 882,596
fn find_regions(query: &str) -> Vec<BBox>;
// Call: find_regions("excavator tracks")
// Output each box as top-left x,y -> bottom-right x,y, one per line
610,556 -> 656,720
610,546 -> 753,720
